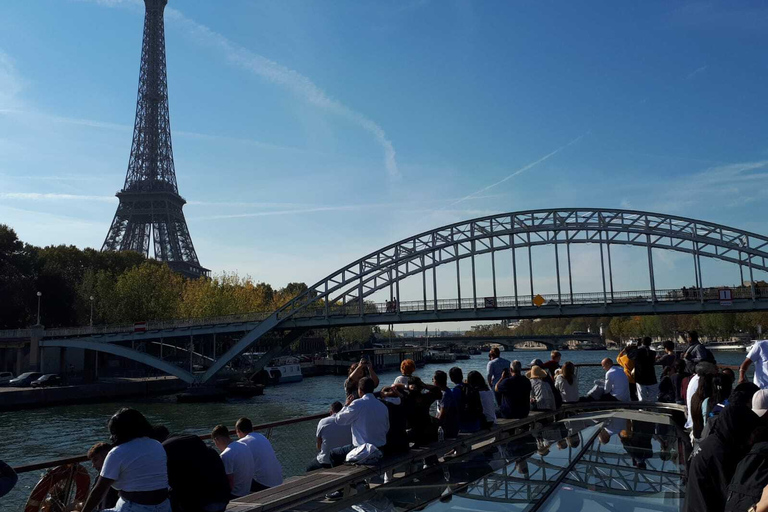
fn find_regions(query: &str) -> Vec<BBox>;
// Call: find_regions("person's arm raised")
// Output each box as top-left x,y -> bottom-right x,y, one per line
81,476 -> 115,512
367,364 -> 380,387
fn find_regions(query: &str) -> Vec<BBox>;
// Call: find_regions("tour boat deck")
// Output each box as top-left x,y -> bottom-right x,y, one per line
227,402 -> 688,512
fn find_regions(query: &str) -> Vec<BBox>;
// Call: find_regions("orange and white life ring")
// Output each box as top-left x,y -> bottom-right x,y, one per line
25,464 -> 91,512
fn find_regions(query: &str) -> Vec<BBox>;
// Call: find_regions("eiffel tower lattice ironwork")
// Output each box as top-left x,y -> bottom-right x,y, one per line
101,0 -> 208,279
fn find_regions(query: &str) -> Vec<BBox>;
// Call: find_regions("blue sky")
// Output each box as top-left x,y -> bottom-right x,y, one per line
1,0 -> 768,315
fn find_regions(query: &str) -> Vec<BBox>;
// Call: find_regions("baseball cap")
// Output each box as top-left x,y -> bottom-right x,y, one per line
530,359 -> 544,368
752,389 -> 768,417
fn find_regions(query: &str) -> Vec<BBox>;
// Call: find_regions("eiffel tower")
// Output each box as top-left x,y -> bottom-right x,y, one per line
102,0 -> 208,279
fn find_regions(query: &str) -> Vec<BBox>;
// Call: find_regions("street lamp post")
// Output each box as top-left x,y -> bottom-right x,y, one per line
90,296 -> 95,327
36,291 -> 42,326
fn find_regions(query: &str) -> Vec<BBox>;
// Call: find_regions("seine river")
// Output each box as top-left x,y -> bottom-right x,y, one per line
1,349 -> 748,510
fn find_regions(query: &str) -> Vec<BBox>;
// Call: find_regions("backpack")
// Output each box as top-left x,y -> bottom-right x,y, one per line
725,442 -> 768,512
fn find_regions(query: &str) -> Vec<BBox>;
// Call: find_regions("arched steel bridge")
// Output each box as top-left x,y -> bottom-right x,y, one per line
34,208 -> 768,383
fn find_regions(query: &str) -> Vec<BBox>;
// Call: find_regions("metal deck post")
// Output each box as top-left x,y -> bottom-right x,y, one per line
566,241 -> 574,305
422,256 -> 427,311
554,231 -> 561,304
695,241 -> 704,303
471,241 -> 477,309
511,234 -> 518,308
491,248 -> 497,302
599,231 -> 607,305
607,242 -> 615,301
456,244 -> 461,309
527,233 -> 534,304
433,264 -> 438,312
646,234 -> 656,302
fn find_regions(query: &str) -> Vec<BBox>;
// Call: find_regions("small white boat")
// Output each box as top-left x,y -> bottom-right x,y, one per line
264,356 -> 303,384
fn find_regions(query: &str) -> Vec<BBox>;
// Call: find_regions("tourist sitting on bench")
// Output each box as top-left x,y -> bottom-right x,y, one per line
331,377 -> 389,466
307,401 -> 352,472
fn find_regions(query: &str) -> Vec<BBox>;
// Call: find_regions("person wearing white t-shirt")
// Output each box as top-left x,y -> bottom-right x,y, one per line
307,401 -> 353,471
81,408 -> 170,512
212,425 -> 255,499
601,358 -> 630,402
234,417 -> 284,492
740,340 -> 768,389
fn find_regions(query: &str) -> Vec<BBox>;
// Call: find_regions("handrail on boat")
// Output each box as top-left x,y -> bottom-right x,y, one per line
11,412 -> 327,474
10,359 -> 736,475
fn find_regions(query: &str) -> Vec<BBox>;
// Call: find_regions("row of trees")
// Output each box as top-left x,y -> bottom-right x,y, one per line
0,225 -> 308,328
470,312 -> 768,342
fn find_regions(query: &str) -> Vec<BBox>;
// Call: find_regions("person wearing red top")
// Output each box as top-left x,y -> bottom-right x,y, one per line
541,350 -> 562,376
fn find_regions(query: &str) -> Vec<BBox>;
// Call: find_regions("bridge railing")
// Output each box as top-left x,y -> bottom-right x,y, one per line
284,285 -> 759,320
0,311 -> 274,340
2,285 -> 760,341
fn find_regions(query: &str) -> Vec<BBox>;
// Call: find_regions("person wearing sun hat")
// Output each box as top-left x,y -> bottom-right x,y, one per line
527,365 -> 556,411
753,389 -> 768,417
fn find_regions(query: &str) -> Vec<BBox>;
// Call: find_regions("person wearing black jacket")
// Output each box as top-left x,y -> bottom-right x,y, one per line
634,337 -> 658,402
725,427 -> 768,512
162,434 -> 231,512
0,460 -> 17,499
685,403 -> 761,512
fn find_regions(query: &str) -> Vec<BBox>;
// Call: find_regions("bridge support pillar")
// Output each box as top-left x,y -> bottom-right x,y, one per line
15,346 -> 24,376
28,327 -> 44,372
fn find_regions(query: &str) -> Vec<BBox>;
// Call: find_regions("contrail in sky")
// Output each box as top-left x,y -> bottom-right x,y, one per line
83,0 -> 400,180
446,133 -> 588,208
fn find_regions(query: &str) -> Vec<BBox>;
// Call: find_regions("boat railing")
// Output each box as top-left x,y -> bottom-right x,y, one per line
11,412 -> 327,475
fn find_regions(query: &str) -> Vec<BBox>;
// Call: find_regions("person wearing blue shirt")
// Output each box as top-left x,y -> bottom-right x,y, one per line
449,367 -> 481,433
434,370 -> 459,438
486,347 -> 511,406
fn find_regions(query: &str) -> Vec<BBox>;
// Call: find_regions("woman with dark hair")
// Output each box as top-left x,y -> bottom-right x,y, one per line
671,359 -> 690,405
657,366 -> 676,403
81,408 -> 169,512
467,370 -> 495,427
555,362 -> 579,403
691,374 -> 715,442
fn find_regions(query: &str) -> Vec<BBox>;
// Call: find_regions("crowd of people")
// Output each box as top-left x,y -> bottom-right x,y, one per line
70,409 -> 283,512
9,330 -> 768,511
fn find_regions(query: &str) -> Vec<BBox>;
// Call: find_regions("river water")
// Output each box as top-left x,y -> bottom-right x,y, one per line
0,349 -> 748,510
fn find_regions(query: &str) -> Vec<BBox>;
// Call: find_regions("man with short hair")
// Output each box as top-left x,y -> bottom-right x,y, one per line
656,340 -> 677,369
495,360 -> 532,419
434,370 -> 459,438
740,339 -> 768,388
331,377 -> 389,465
212,425 -> 255,499
486,347 -> 510,406
602,358 -> 630,402
307,402 -> 352,472
235,417 -> 283,492
87,442 -> 112,472
634,337 -> 658,402
541,351 -> 562,376
449,366 -> 481,433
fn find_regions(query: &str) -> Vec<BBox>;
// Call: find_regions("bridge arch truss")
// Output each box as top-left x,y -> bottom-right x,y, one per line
202,208 -> 768,382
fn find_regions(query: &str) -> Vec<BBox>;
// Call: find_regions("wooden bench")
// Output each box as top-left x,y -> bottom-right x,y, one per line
228,412 -> 549,512
226,402 -> 687,512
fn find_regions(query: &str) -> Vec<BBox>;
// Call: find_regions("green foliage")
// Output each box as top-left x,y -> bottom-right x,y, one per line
0,227 -> 313,329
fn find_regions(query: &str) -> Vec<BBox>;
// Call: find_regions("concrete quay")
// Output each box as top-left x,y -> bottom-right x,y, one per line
0,376 -> 186,411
